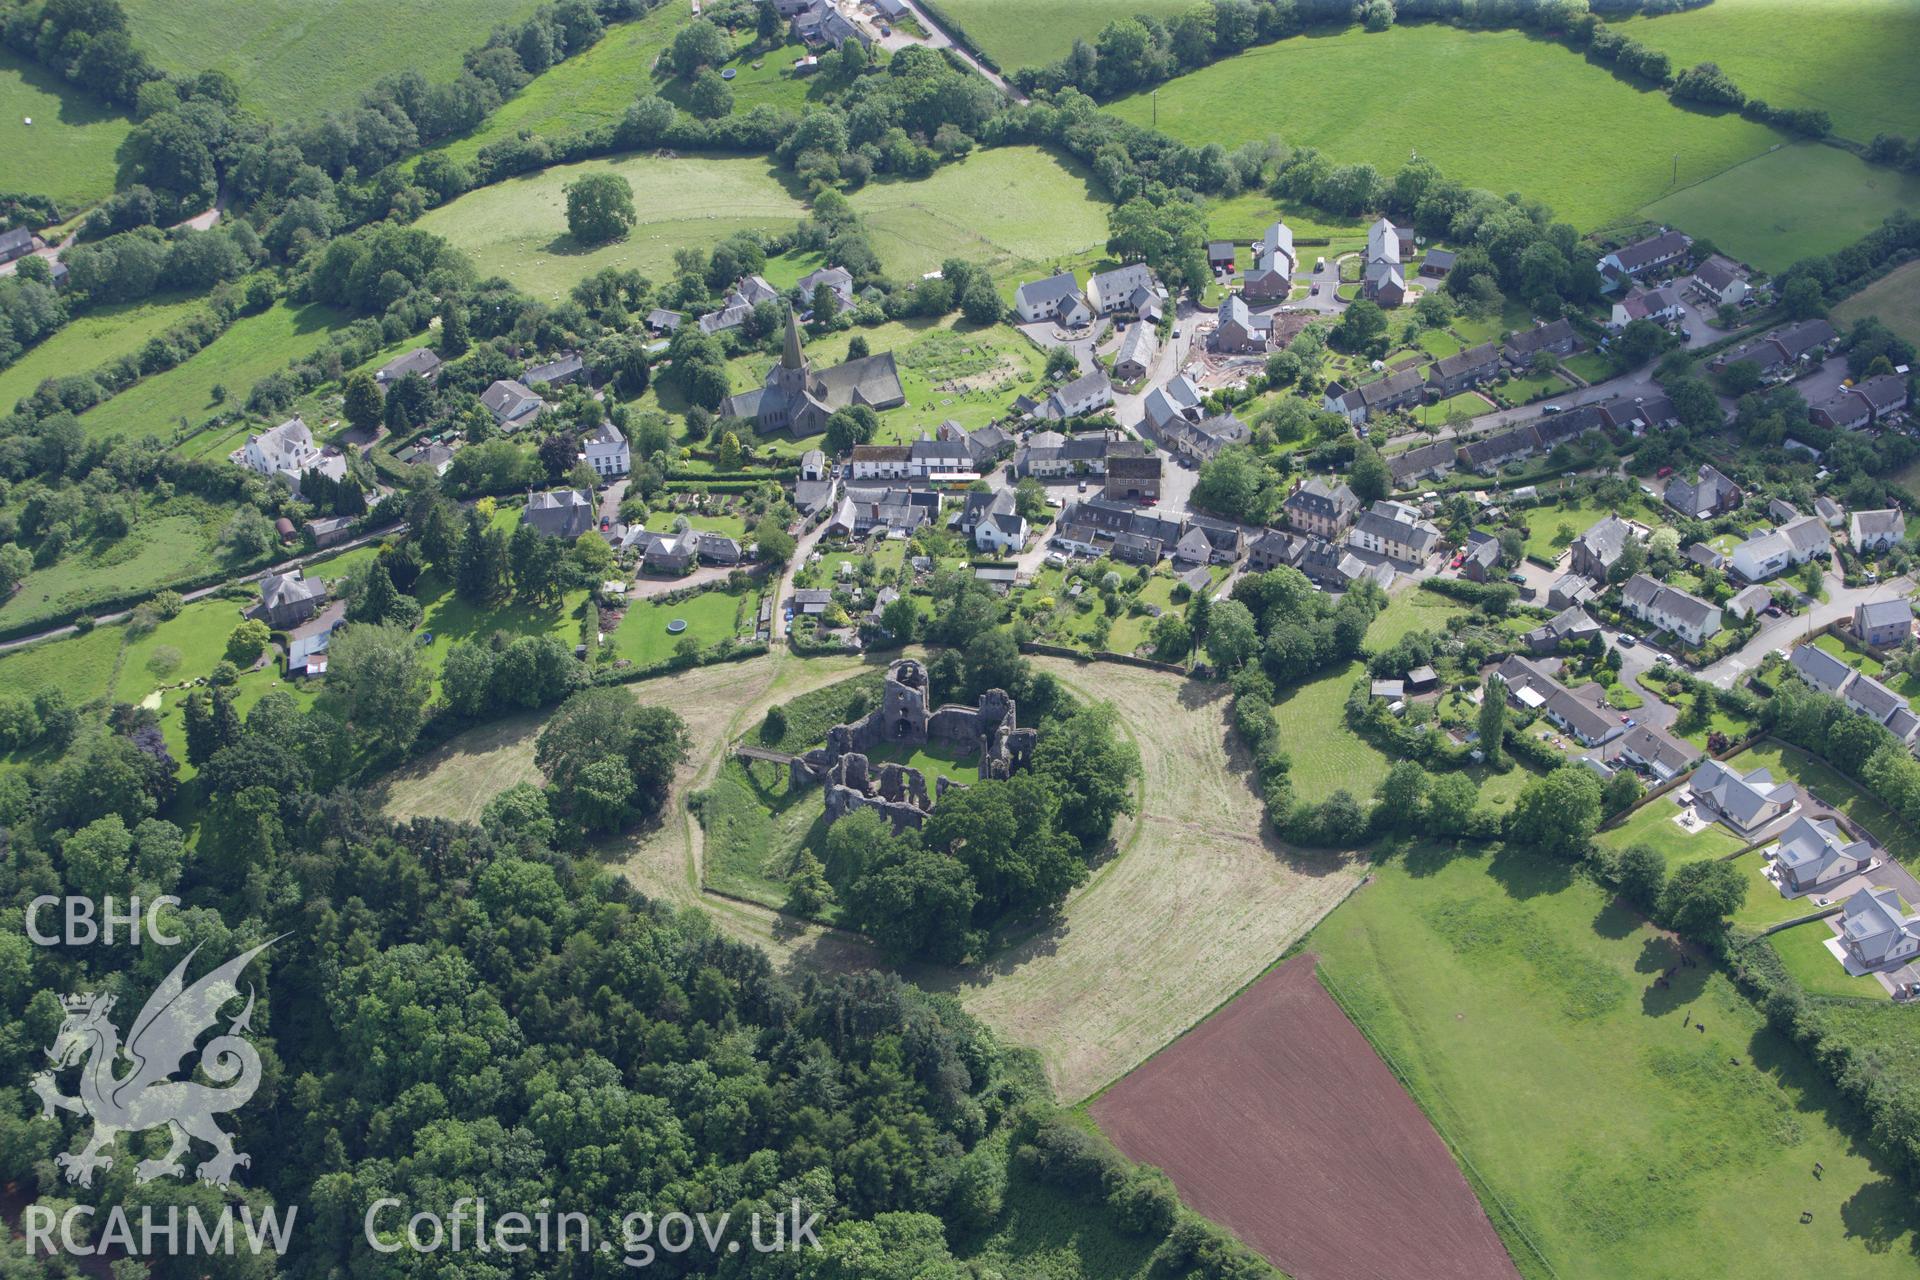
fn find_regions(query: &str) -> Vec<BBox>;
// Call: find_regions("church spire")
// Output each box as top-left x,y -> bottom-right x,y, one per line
781,307 -> 805,371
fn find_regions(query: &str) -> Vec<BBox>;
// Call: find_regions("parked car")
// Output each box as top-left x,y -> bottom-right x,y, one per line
1542,404 -> 1563,415
1506,572 -> 1525,584
1656,465 -> 1673,478
1617,634 -> 1637,648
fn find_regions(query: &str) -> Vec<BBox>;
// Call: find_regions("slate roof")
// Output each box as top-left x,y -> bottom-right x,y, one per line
1789,643 -> 1856,695
1389,440 -> 1457,484
1015,270 -> 1084,315
1691,760 -> 1796,830
1503,319 -> 1576,359
1285,477 -> 1358,521
524,489 -> 595,539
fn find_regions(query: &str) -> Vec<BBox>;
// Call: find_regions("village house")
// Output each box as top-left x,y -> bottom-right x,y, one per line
1728,516 -> 1830,582
1689,759 -> 1797,837
1790,643 -> 1858,697
1526,605 -> 1603,654
1597,229 -> 1692,288
1856,596 -> 1914,650
1143,373 -> 1205,436
1427,342 -> 1501,396
1112,322 -> 1157,382
1608,285 -> 1685,331
1727,583 -> 1772,620
797,264 -> 856,315
525,352 -> 589,389
376,347 -> 442,389
1214,293 -> 1271,353
1014,271 -> 1092,326
305,515 -> 354,548
849,444 -> 913,481
481,379 -> 545,429
966,489 -> 1027,555
1663,463 -> 1742,519
1851,508 -> 1907,555
1605,723 -> 1700,782
1252,530 -> 1396,591
1085,264 -> 1158,316
1816,495 -> 1846,527
645,308 -> 683,334
1813,373 -> 1912,430
791,0 -> 869,50
1772,816 -> 1873,895
582,421 -> 629,477
1419,248 -> 1455,278
722,312 -> 905,435
1324,368 -> 1425,423
1041,368 -> 1115,420
1347,499 -> 1440,567
1283,477 -> 1360,540
1569,514 -> 1640,581
1241,221 -> 1296,301
524,489 -> 596,540
0,227 -> 39,264
1692,255 -> 1749,308
1621,574 -> 1721,646
232,416 -> 346,498
1836,887 -> 1920,971
1389,439 -> 1458,488
1460,532 -> 1502,582
258,569 -> 328,630
1165,413 -> 1250,462
1361,217 -> 1414,306
1549,573 -> 1598,610
907,435 -> 976,480
1105,454 -> 1162,502
1712,319 -> 1837,378
1502,319 -> 1577,366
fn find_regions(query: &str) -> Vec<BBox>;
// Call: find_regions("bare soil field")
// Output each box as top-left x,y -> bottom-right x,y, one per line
1091,952 -> 1522,1280
384,651 -> 1362,1103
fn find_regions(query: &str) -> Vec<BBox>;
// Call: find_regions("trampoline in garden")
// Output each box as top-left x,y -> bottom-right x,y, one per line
667,619 -> 688,634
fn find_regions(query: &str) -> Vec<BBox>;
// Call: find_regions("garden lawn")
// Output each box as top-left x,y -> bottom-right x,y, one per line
849,146 -> 1108,280
609,587 -> 753,668
413,573 -> 590,697
1106,23 -> 1784,230
415,153 -> 808,300
1639,143 -> 1920,274
117,595 -> 256,704
1496,369 -> 1572,406
1271,660 -> 1389,804
1518,500 -> 1614,563
76,299 -> 350,444
1768,920 -> 1892,1002
1366,591 -> 1466,648
1309,841 -> 1920,1280
1412,391 -> 1489,427
1203,193 -> 1368,255
0,624 -> 123,705
0,293 -> 209,414
1597,793 -> 1746,868
121,0 -> 541,121
1562,352 -> 1619,385
1835,260 -> 1920,351
0,50 -> 131,209
1727,852 -> 1827,931
1618,0 -> 1920,144
922,0 -> 1190,69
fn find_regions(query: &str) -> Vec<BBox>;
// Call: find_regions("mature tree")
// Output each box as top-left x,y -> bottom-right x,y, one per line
920,774 -> 1084,922
535,688 -> 691,827
688,70 -> 734,120
1193,446 -> 1275,524
441,642 -> 498,718
564,173 -> 637,245
1151,612 -> 1191,662
754,516 -> 796,565
1374,760 -> 1430,833
343,370 -> 383,436
668,19 -> 730,76
436,299 -> 471,358
1508,766 -> 1603,860
1659,858 -> 1749,940
1426,770 -> 1478,835
225,619 -> 271,665
852,843 -> 978,964
326,622 -> 433,755
1031,703 -> 1139,849
1348,441 -> 1391,504
1602,768 -> 1643,817
1478,675 -> 1508,766
1332,299 -> 1388,353
1615,843 -> 1667,913
1205,599 -> 1260,671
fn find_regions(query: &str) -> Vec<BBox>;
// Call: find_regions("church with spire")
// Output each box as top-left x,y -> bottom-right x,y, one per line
720,308 -> 907,435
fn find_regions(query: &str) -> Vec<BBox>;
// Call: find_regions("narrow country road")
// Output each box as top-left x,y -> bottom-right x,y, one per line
875,0 -> 1026,102
1701,573 -> 1914,690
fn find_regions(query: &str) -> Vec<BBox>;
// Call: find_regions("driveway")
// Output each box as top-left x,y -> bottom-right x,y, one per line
869,0 -> 1025,101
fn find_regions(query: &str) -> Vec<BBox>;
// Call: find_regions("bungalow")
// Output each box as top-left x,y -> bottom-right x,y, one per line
1389,439 -> 1457,488
1545,686 -> 1624,748
582,421 -> 630,477
258,570 -> 327,630
1526,605 -> 1602,654
1086,264 -> 1157,316
1569,514 -> 1639,581
1113,322 -> 1157,382
1041,368 -> 1115,421
1241,221 -> 1297,301
646,308 -> 684,334
697,532 -> 743,565
1772,818 -> 1872,893
481,379 -> 544,429
1836,887 -> 1920,970
376,347 -> 442,388
524,489 -> 596,540
1815,374 -> 1912,430
1597,229 -> 1691,287
525,352 -> 589,388
1346,500 -> 1440,567
1692,255 -> 1749,307
1727,583 -> 1772,620
1851,508 -> 1906,555
1856,597 -> 1913,649
1014,271 -> 1091,325
1214,293 -> 1270,353
1104,454 -> 1162,502
1686,542 -> 1726,573
1608,285 -> 1684,331
1283,477 -> 1360,539
1664,464 -> 1742,519
791,588 -> 833,616
1729,516 -> 1829,583
1621,574 -> 1722,646
1427,342 -> 1501,396
306,515 -> 355,548
1503,319 -> 1577,366
1324,368 -> 1425,424
1712,319 -> 1837,378
1690,759 -> 1797,836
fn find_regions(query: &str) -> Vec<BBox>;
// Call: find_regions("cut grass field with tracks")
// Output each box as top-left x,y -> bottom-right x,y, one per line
1640,143 -> 1920,274
122,0 -> 540,121
0,50 -> 131,208
1618,0 -> 1920,144
0,293 -> 209,414
75,299 -> 351,444
849,146 -> 1109,280
1836,260 -> 1920,350
1107,24 -> 1782,230
415,152 -> 808,301
924,0 -> 1189,70
1271,660 -> 1389,804
1309,841 -> 1920,1279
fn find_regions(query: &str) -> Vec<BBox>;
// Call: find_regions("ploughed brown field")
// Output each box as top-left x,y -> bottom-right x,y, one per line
1091,953 -> 1521,1280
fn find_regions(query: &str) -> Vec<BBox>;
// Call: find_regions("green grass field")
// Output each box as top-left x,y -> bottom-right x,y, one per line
116,594 -> 256,705
0,293 -> 210,413
1366,590 -> 1466,648
1309,841 -> 1920,1279
1518,500 -> 1619,563
75,298 -> 350,443
415,152 -> 808,301
1619,0 -> 1920,144
1597,792 -> 1747,868
1106,24 -> 1783,230
1769,918 -> 1892,1002
0,624 -> 123,705
0,49 -> 131,209
1640,143 -> 1920,274
1835,260 -> 1920,350
1271,660 -> 1389,803
849,146 -> 1109,280
923,0 -> 1190,69
122,0 -> 541,121
610,587 -> 753,667
699,755 -> 832,916
0,496 -> 241,635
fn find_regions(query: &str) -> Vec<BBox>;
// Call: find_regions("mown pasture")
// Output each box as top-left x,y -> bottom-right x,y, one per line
0,49 -> 131,209
923,0 -> 1190,70
0,293 -> 208,414
1835,260 -> 1920,350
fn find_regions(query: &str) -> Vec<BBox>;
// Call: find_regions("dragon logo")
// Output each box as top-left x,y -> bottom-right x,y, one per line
30,940 -> 277,1189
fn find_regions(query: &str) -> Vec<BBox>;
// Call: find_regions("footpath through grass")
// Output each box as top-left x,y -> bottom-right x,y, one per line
1106,23 -> 1782,230
1309,841 -> 1920,1280
0,49 -> 131,208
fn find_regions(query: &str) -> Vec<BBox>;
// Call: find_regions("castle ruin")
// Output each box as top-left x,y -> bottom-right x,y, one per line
792,659 -> 1038,832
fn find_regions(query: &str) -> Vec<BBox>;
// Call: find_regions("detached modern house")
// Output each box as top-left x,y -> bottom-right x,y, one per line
1663,464 -> 1742,519
1689,759 -> 1796,837
1014,271 -> 1091,326
1771,816 -> 1872,894
1621,574 -> 1722,646
1837,887 -> 1920,971
1728,516 -> 1829,583
1214,293 -> 1271,353
1241,221 -> 1297,301
1850,508 -> 1907,555
1813,374 -> 1912,430
482,379 -> 545,429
